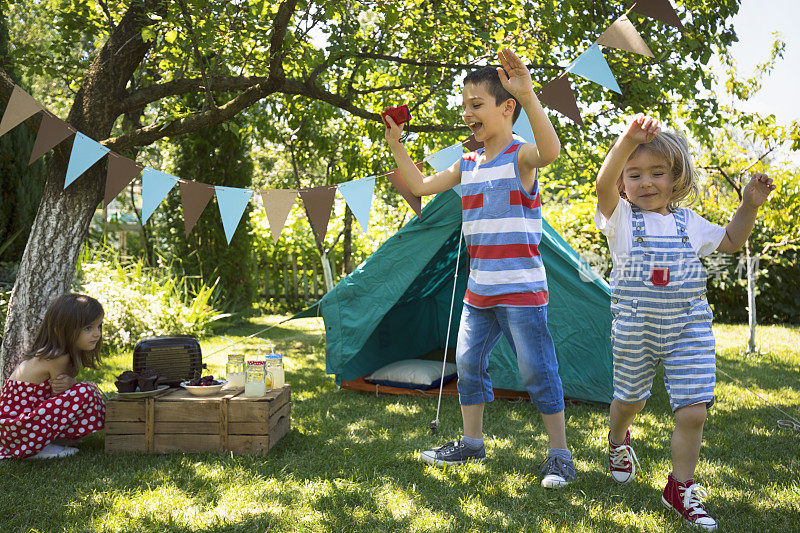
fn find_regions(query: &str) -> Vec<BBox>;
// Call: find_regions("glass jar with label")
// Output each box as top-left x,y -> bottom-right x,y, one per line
244,350 -> 268,397
265,353 -> 285,389
225,353 -> 245,388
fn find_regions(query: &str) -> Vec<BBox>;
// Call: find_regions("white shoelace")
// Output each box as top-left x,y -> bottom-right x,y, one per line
682,484 -> 710,517
610,443 -> 641,471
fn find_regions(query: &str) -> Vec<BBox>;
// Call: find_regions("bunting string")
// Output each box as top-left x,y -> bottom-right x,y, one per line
0,0 -> 684,245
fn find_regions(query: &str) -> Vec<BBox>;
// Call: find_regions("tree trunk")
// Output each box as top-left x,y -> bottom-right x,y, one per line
746,240 -> 757,354
1,157 -> 106,379
0,2 -> 157,382
320,250 -> 334,292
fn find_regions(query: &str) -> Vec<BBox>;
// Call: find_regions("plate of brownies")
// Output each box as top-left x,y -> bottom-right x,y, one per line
114,369 -> 169,398
180,375 -> 226,396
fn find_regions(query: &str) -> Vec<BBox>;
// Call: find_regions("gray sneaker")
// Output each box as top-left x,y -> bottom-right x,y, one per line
420,440 -> 486,467
540,455 -> 575,488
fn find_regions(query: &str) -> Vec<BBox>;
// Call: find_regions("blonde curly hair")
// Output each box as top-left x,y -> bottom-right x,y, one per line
616,130 -> 699,212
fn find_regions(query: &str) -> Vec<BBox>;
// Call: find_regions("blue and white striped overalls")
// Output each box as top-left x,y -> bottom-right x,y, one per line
610,207 -> 716,411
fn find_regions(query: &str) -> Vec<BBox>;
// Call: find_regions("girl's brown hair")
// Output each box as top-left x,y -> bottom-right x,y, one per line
616,130 -> 699,212
23,293 -> 104,371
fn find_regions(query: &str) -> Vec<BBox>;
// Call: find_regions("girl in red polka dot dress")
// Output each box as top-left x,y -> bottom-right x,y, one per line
1,293 -> 106,459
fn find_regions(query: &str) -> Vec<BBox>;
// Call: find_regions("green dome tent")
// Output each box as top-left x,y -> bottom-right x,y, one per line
316,190 -> 613,404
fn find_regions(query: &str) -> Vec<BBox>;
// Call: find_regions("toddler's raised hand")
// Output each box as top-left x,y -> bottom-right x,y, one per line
623,114 -> 661,145
743,173 -> 776,208
497,48 -> 534,99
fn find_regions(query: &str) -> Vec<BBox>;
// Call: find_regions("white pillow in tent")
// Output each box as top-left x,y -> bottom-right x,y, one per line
366,359 -> 457,390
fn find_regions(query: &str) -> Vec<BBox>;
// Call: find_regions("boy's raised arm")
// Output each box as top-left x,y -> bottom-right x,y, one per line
384,116 -> 461,197
496,48 -> 560,168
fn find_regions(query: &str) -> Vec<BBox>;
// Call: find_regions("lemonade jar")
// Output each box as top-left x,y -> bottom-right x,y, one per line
225,353 -> 246,388
244,349 -> 268,397
265,353 -> 285,389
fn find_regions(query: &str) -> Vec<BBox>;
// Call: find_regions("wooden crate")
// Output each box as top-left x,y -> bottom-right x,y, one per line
104,385 -> 291,454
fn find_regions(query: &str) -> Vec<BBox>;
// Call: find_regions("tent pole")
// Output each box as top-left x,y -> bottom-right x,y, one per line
430,229 -> 464,435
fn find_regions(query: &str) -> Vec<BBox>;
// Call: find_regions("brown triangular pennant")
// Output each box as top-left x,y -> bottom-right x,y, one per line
260,189 -> 299,244
180,180 -> 215,237
28,112 -> 75,165
597,15 -> 654,57
387,162 -> 424,217
538,76 -> 584,125
104,153 -> 143,208
299,186 -> 337,246
0,85 -> 44,137
629,0 -> 684,30
462,134 -> 484,152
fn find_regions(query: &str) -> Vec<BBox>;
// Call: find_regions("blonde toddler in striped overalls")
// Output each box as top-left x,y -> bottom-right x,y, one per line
595,115 -> 776,531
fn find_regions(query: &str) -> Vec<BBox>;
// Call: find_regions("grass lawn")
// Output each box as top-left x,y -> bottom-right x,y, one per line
1,318 -> 798,532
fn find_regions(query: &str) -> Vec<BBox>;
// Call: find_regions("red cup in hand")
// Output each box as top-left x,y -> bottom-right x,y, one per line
381,105 -> 412,128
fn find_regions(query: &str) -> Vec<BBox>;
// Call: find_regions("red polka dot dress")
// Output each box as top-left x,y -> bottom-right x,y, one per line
0,379 -> 105,459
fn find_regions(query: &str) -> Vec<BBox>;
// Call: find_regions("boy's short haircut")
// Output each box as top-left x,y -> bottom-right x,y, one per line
464,66 -> 522,123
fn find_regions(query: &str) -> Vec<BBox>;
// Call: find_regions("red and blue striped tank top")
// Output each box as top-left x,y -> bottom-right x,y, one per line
459,139 -> 548,308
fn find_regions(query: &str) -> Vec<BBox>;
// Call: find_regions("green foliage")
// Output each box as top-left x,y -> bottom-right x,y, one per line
695,160 -> 800,324
7,0 -> 746,188
542,196 -> 609,275
74,247 -> 227,353
687,33 -> 800,324
152,110 -> 258,313
0,7 -> 47,263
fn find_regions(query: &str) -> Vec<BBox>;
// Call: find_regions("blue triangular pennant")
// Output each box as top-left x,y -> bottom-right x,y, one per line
513,108 -> 537,143
566,44 -> 621,94
141,168 -> 178,222
425,143 -> 463,173
64,132 -> 110,188
215,186 -> 254,244
338,177 -> 375,232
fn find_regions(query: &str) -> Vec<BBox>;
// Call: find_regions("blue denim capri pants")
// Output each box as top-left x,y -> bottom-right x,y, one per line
455,303 -> 565,414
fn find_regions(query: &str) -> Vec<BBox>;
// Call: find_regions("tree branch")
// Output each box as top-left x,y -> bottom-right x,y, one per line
702,165 -> 742,199
96,0 -> 116,31
280,78 -> 467,133
104,79 -> 281,151
176,0 -> 217,109
760,235 -> 800,257
351,51 -> 562,72
268,0 -> 300,83
121,76 -> 266,111
112,72 -> 468,150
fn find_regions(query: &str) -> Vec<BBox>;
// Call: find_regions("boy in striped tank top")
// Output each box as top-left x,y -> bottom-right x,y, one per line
385,48 -> 574,488
596,114 -> 775,530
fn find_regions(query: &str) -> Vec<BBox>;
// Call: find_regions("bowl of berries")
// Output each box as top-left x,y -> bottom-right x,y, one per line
180,375 -> 227,396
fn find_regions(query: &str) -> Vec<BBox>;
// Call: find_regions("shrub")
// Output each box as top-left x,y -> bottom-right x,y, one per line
74,248 -> 227,352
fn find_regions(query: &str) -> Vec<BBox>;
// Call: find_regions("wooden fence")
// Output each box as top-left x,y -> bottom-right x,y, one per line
256,252 -> 336,310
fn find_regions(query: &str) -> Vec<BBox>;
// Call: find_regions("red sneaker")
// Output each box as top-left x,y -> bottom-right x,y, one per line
661,472 -> 717,531
608,430 -> 639,483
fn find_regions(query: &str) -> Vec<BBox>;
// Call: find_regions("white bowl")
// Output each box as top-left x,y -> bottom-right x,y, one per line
180,380 -> 227,396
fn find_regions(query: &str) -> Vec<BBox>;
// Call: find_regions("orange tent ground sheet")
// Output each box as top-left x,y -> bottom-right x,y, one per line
340,376 -> 530,401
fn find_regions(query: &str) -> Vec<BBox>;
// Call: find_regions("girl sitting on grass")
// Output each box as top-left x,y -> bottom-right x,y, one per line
1,293 -> 106,459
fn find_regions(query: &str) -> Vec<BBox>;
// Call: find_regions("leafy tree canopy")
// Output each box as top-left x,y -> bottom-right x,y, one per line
5,0 -> 745,186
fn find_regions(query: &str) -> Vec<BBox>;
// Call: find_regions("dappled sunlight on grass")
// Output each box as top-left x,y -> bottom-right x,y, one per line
2,318 -> 798,531
383,400 -> 421,416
